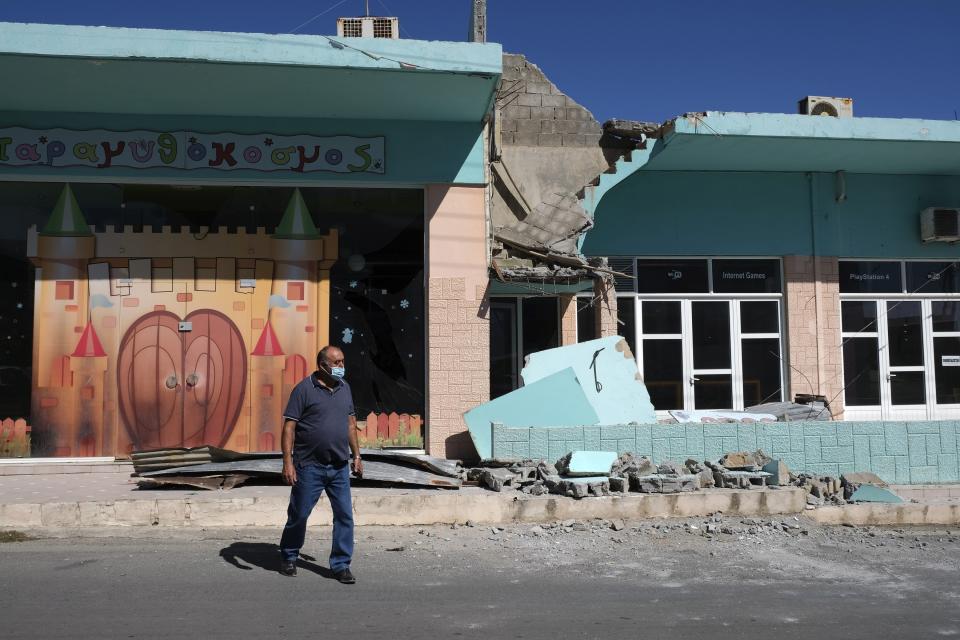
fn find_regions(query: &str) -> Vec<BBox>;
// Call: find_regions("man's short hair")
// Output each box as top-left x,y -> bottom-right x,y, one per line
317,345 -> 341,369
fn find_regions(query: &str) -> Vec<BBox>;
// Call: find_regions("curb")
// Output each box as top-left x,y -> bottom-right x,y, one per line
808,503 -> 960,526
0,488 -> 805,528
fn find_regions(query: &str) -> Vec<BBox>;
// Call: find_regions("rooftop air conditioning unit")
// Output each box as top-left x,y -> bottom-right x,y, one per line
798,96 -> 853,118
336,16 -> 399,39
921,207 -> 960,243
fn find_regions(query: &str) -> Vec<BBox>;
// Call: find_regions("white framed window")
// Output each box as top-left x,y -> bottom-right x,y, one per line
582,257 -> 785,413
840,259 -> 960,420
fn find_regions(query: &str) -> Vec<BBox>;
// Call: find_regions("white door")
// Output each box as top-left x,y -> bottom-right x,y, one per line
637,298 -> 783,412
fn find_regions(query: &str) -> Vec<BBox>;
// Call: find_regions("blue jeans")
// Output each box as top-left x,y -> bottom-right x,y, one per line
279,459 -> 354,572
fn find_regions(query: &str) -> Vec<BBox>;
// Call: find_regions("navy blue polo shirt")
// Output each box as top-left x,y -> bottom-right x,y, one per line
283,372 -> 355,465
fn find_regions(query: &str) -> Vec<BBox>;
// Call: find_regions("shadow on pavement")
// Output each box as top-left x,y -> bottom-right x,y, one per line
219,542 -> 336,579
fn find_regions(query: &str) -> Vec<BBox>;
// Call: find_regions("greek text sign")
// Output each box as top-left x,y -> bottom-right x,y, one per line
0,128 -> 385,174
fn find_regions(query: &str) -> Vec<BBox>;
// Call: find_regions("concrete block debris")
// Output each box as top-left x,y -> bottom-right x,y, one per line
482,468 -> 518,492
746,400 -> 832,422
849,484 -> 904,503
719,449 -> 773,471
762,459 -> 791,486
790,473 -> 845,505
520,336 -> 656,426
840,471 -> 888,500
685,459 -> 715,488
628,473 -> 698,493
706,459 -> 771,489
611,452 -> 654,477
555,450 -> 618,476
463,367 -> 599,460
670,409 -> 777,424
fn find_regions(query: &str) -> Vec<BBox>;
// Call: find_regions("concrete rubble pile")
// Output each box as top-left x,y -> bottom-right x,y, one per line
465,449 -> 791,499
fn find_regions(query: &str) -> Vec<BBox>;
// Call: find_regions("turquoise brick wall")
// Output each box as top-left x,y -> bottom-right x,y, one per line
491,420 -> 960,485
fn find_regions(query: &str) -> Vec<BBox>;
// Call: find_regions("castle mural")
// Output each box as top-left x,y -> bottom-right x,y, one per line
27,185 -> 338,457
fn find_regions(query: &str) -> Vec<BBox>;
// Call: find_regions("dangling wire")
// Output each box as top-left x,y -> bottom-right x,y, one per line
589,347 -> 605,393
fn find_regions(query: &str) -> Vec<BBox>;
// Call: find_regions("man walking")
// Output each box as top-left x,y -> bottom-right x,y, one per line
279,345 -> 362,583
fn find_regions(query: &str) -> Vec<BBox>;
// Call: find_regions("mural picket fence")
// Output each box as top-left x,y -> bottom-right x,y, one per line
0,418 -> 31,458
359,412 -> 423,449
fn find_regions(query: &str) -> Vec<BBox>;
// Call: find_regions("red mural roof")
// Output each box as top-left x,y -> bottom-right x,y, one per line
251,321 -> 285,356
71,322 -> 107,358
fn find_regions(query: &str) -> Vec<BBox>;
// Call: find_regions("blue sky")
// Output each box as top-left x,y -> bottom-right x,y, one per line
2,0 -> 958,123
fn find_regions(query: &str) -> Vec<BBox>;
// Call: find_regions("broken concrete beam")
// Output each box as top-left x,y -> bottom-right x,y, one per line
555,451 -> 617,477
481,468 -> 517,492
660,474 -> 698,493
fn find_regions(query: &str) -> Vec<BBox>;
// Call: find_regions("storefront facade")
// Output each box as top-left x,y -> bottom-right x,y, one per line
580,112 -> 960,422
0,22 -> 500,459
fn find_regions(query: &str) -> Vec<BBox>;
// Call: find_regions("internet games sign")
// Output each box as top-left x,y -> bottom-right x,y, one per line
0,128 -> 385,174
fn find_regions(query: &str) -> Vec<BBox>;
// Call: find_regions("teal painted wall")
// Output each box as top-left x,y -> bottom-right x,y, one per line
492,421 -> 960,485
0,111 -> 485,186
582,170 -> 960,258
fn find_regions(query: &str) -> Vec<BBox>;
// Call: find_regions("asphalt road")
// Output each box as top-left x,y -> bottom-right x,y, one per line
1,519 -> 959,640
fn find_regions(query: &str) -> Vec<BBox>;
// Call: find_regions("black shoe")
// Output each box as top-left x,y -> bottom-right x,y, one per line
279,560 -> 297,577
334,568 -> 356,584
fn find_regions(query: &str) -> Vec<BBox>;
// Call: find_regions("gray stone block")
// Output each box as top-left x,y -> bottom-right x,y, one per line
538,133 -> 562,147
531,106 -> 558,120
502,105 -> 531,120
540,93 -> 567,108
513,132 -> 540,146
516,93 -> 542,107
514,118 -> 541,134
526,81 -> 552,94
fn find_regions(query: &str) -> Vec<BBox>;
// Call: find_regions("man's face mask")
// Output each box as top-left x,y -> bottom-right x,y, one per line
325,362 -> 346,379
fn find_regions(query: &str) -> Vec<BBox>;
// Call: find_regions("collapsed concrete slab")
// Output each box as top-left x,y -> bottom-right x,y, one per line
520,336 -> 656,426
463,367 -> 599,460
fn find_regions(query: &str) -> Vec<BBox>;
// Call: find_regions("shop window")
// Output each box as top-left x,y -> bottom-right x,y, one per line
636,298 -> 783,412
55,281 -> 74,301
842,296 -> 960,417
490,296 -> 561,399
576,296 -> 597,343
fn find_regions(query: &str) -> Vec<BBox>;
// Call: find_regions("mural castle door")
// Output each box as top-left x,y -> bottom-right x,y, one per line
117,310 -> 246,450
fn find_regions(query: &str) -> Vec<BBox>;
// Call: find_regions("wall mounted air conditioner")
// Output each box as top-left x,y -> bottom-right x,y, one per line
798,96 -> 853,118
336,16 -> 399,39
921,207 -> 960,243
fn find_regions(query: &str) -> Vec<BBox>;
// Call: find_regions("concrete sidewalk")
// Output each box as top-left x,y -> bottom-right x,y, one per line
2,466 -> 959,529
0,470 -> 809,528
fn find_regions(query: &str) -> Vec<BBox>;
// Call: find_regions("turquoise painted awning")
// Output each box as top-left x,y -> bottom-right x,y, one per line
650,112 -> 960,175
0,22 -> 502,122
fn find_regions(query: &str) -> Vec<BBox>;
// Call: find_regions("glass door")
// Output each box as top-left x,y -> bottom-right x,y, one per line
690,300 -> 733,409
842,299 -> 960,420
883,301 -> 927,419
637,298 -> 783,412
